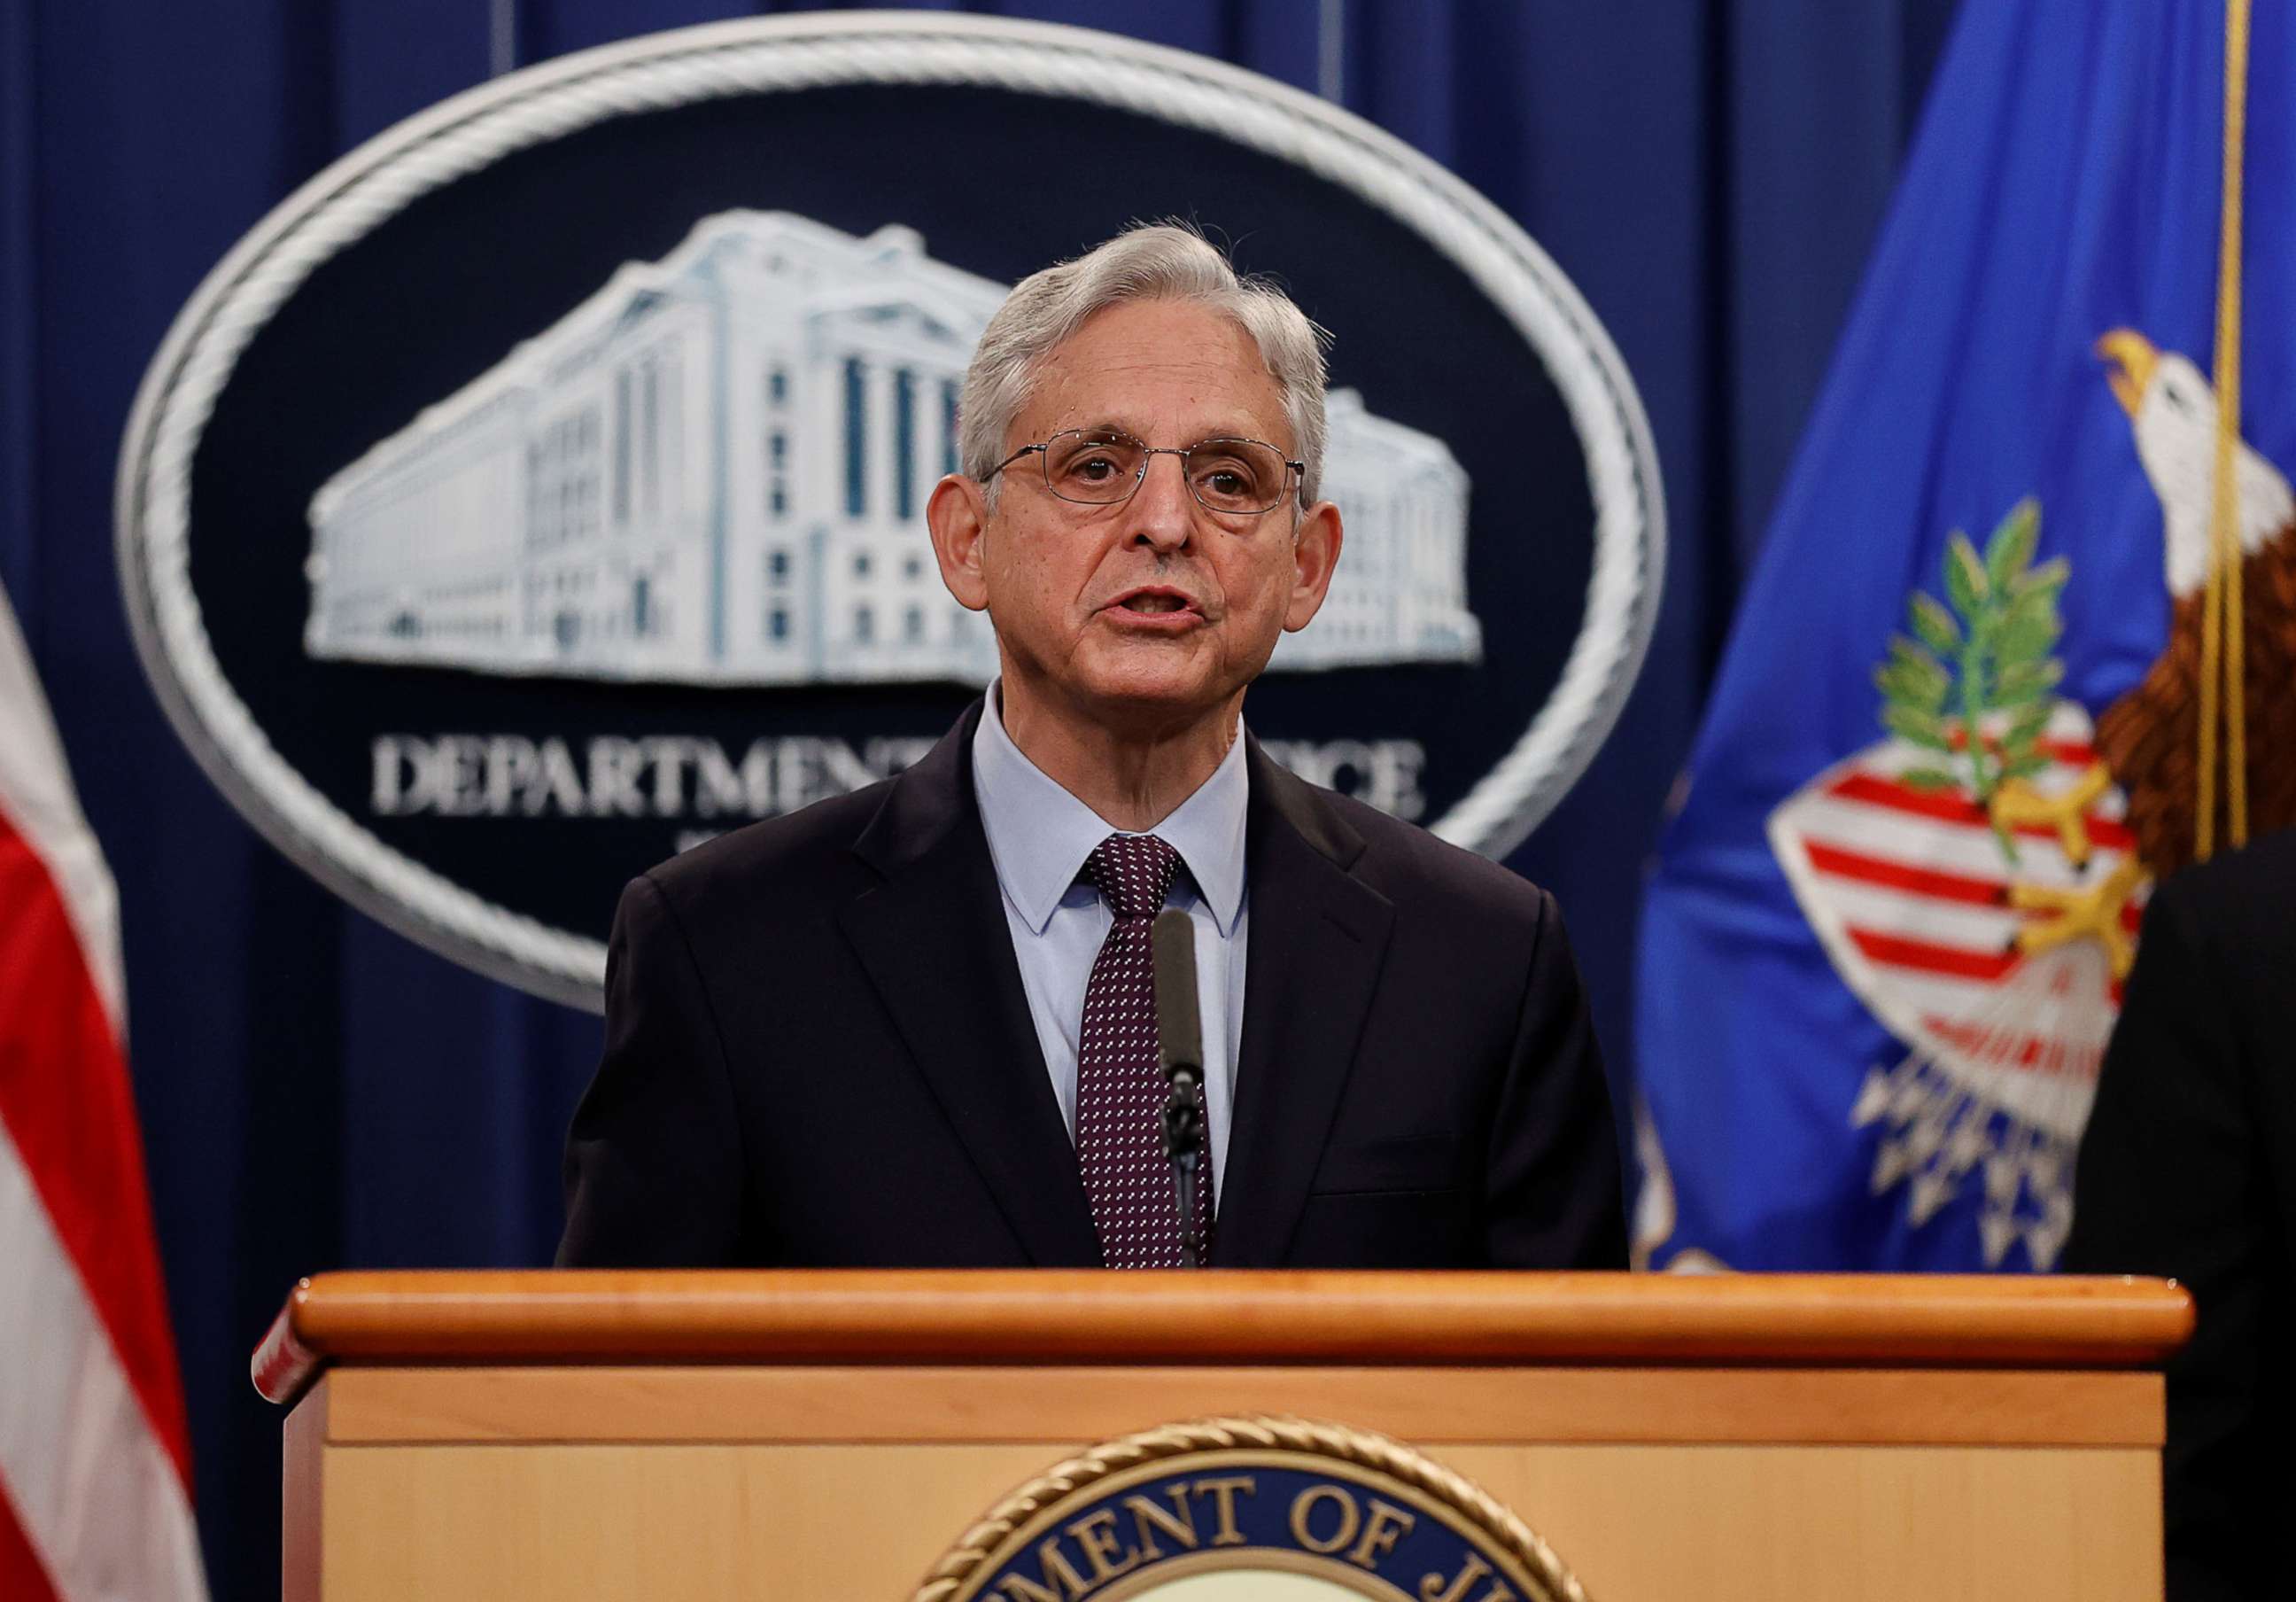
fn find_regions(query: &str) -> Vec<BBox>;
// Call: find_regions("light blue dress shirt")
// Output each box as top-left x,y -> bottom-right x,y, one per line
970,686 -> 1249,1201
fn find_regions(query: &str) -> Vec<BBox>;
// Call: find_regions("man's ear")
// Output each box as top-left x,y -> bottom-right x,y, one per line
1283,499 -> 1344,632
926,473 -> 991,611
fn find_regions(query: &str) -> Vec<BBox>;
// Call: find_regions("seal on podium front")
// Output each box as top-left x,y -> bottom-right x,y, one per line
913,1415 -> 1587,1602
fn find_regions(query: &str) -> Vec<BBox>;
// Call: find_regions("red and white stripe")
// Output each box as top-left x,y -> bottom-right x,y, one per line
1769,709 -> 2137,1139
0,582 -> 206,1601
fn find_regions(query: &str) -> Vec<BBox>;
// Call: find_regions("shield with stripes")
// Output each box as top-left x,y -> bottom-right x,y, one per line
1767,702 -> 2140,1266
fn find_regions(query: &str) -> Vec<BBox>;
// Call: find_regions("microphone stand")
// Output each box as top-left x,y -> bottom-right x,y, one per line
1160,1066 -> 1205,1271
1151,907 -> 1207,1271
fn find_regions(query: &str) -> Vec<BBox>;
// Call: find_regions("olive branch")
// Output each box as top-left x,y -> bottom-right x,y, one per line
1873,498 -> 2067,862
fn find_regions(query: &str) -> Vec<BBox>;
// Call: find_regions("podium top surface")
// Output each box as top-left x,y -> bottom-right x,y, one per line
252,1270 -> 2191,1405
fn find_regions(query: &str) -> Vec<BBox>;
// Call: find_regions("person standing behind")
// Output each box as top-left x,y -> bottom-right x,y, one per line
2062,827 -> 2296,1602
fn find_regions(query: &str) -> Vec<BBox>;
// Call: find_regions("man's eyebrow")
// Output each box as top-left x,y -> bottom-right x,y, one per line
1052,416 -> 1283,444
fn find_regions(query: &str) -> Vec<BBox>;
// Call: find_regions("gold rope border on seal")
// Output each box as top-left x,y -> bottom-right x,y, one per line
910,1414 -> 1591,1602
2198,0 -> 2253,861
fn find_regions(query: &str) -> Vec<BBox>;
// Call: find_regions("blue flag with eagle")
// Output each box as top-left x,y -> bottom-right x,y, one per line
1634,0 -> 2296,1271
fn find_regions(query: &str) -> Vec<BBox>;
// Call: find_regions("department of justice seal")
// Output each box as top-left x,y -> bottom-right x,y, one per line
116,12 -> 1662,1010
916,1416 -> 1586,1602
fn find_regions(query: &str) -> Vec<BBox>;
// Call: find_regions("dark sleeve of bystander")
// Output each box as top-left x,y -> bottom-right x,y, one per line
2061,836 -> 2296,1602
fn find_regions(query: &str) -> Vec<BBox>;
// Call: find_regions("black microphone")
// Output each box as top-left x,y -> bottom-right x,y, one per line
1151,907 -> 1207,1267
1152,907 -> 1204,1085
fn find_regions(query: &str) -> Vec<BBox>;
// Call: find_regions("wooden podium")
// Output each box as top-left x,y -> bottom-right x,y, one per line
257,1271 -> 2189,1600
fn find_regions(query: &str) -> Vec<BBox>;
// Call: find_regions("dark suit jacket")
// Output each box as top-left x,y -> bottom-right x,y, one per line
557,701 -> 1625,1270
2061,828 -> 2296,1602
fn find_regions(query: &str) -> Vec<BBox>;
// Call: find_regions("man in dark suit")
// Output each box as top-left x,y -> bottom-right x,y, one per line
558,224 -> 1625,1271
2061,827 -> 2296,1602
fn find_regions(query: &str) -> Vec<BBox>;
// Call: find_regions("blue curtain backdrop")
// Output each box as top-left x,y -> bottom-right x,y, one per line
0,2 -> 1953,1593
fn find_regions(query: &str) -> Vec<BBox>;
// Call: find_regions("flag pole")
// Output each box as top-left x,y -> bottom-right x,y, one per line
2199,0 -> 2253,860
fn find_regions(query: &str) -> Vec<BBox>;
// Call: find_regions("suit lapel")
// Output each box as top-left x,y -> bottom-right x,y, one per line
1214,743 -> 1396,1266
838,704 -> 1103,1267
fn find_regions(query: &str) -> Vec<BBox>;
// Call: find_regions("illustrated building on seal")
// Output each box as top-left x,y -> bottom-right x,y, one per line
303,211 -> 1481,684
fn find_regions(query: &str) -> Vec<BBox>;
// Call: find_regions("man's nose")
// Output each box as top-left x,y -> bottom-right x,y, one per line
1126,451 -> 1195,552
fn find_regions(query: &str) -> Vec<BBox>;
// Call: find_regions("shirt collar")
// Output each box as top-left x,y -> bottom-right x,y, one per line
971,683 -> 1249,938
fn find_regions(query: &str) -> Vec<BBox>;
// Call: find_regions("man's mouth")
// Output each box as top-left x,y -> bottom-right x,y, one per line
1105,586 -> 1203,621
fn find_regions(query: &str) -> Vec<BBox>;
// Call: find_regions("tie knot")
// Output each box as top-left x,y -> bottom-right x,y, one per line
1084,833 -> 1182,922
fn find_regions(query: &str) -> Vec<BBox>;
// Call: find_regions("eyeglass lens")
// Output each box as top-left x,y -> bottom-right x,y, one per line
1041,430 -> 1290,513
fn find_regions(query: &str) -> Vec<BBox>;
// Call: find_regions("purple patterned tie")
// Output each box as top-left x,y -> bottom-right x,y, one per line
1076,833 -> 1214,1268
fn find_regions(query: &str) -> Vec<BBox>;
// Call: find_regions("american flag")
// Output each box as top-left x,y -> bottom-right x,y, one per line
0,580 -> 206,1598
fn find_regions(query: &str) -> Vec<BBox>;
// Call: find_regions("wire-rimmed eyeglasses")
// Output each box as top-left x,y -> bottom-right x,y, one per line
981,428 -> 1304,516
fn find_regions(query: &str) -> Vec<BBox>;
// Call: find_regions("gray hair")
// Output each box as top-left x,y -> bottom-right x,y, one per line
959,223 -> 1332,506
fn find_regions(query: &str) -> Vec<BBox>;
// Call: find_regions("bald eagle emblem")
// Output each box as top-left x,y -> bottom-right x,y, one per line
1765,331 -> 2296,1268
2090,330 -> 2296,871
